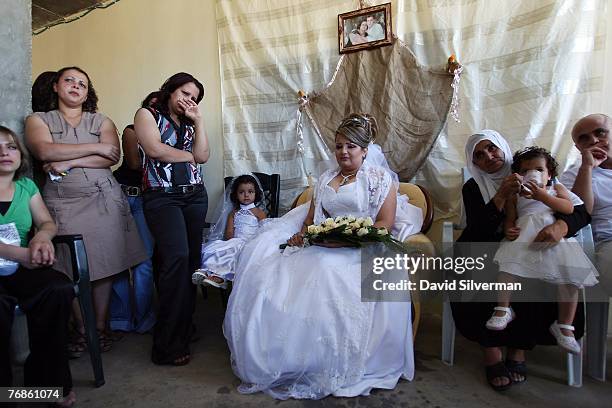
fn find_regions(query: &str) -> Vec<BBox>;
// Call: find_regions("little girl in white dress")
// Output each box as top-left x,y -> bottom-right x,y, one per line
487,147 -> 598,354
192,174 -> 266,289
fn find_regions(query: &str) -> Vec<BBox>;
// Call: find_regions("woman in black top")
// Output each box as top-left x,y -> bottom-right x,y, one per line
451,130 -> 590,390
134,73 -> 210,366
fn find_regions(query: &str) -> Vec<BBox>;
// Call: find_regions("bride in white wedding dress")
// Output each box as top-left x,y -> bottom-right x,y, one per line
223,114 -> 423,399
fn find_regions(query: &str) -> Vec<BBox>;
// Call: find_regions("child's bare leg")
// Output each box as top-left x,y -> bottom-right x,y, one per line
486,273 -> 517,331
557,284 -> 579,337
493,272 -> 516,317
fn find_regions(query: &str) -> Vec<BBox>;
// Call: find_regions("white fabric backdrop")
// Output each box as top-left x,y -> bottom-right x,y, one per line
216,0 -> 355,213
216,0 -> 608,217
398,0 -> 608,222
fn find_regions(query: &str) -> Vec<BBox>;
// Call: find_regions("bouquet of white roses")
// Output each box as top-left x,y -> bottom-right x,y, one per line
280,216 -> 406,252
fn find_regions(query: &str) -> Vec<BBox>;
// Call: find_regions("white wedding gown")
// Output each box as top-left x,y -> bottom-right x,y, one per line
224,166 -> 420,400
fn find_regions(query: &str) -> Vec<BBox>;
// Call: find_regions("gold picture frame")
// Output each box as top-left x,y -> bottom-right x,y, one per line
338,3 -> 392,54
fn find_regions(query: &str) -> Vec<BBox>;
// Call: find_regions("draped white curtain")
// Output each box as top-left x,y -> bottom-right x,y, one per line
216,0 -> 354,212
397,0 -> 608,222
216,0 -> 608,217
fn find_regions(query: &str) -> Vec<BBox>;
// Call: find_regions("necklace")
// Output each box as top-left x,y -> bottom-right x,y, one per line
339,171 -> 356,186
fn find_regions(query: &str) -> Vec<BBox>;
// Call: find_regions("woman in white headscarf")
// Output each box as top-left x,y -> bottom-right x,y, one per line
465,130 -> 514,207
451,130 -> 590,391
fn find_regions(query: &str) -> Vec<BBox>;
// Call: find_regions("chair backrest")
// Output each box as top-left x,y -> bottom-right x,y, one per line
224,173 -> 281,218
53,234 -> 88,285
292,186 -> 313,208
575,224 -> 595,262
291,182 -> 433,233
463,167 -> 472,183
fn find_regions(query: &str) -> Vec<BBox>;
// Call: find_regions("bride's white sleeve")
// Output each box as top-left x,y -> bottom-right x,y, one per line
312,169 -> 337,224
368,167 -> 423,240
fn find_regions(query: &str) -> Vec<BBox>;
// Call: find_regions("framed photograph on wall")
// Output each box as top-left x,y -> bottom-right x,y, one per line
338,3 -> 392,54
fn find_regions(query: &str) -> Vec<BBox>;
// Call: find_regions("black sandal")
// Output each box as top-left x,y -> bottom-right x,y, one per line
152,354 -> 191,366
172,354 -> 191,366
485,361 -> 513,391
67,331 -> 87,359
505,359 -> 527,384
97,330 -> 114,352
67,324 -> 87,359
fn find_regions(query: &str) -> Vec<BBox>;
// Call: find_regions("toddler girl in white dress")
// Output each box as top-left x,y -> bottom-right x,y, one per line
487,147 -> 598,354
192,174 -> 266,289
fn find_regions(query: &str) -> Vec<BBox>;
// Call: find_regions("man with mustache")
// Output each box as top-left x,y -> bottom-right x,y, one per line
560,113 -> 612,379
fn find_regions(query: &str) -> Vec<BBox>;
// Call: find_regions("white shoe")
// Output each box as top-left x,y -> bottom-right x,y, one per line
485,307 -> 515,331
192,270 -> 208,285
549,321 -> 581,355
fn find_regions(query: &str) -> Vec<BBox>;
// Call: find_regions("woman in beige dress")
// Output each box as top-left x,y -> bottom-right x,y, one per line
25,66 -> 148,353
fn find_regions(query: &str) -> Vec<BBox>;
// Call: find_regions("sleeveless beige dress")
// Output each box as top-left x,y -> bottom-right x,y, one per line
34,110 -> 148,281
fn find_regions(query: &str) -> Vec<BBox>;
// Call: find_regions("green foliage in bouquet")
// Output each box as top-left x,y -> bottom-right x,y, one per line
280,216 -> 407,252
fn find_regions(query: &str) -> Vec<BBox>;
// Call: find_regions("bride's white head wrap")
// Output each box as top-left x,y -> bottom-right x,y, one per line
465,129 -> 513,203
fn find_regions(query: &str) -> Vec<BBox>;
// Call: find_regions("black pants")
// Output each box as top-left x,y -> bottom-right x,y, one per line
143,187 -> 207,364
0,267 -> 74,395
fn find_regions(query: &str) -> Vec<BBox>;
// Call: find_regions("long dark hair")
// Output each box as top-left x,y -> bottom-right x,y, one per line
353,19 -> 368,35
141,91 -> 162,109
32,71 -> 57,112
152,72 -> 204,122
0,126 -> 30,180
229,175 -> 263,209
53,66 -> 99,113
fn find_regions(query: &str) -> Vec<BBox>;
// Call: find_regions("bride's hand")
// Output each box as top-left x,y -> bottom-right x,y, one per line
287,232 -> 305,247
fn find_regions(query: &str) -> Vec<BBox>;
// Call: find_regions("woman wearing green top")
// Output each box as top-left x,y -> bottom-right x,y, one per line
0,126 -> 76,407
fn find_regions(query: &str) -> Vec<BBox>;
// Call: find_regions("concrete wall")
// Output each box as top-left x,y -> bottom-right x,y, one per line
32,0 -> 224,218
0,0 -> 32,136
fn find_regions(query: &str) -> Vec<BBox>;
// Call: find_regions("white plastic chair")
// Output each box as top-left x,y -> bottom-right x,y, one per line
584,236 -> 608,382
9,306 -> 29,365
441,169 -> 591,387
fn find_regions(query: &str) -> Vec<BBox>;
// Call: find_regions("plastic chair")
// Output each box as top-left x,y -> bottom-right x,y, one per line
53,234 -> 105,387
440,169 -> 591,387
583,233 -> 608,382
9,306 -> 29,365
439,167 -> 471,367
200,173 -> 281,308
442,221 -> 591,386
10,234 -> 104,387
291,181 -> 431,340
586,302 -> 608,381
